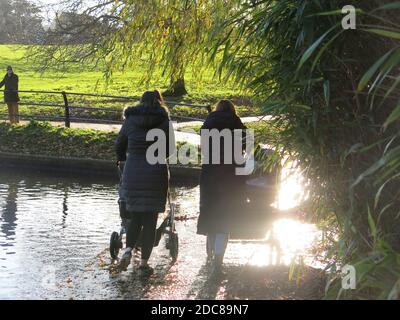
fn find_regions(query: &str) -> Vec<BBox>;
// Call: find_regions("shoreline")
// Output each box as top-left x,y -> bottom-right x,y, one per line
0,152 -> 200,183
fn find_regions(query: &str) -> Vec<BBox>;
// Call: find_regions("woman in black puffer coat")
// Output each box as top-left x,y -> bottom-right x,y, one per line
116,90 -> 175,273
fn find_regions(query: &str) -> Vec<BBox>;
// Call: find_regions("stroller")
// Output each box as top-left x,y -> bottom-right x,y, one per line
229,145 -> 282,240
109,164 -> 179,262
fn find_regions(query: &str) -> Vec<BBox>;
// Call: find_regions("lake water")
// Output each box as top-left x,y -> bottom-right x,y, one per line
0,167 -> 320,299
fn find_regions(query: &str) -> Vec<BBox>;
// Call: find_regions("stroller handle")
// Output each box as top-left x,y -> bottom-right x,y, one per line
117,161 -> 125,180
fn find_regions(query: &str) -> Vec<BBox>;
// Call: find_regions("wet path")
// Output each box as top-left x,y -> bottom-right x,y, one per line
0,168 -> 323,300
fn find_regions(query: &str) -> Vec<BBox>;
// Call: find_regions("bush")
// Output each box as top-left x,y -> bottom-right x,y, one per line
211,0 -> 400,299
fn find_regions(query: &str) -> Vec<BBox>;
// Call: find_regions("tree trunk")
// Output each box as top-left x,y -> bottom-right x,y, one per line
164,76 -> 188,97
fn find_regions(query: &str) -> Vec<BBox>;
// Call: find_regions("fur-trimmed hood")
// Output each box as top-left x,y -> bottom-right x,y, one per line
124,104 -> 169,129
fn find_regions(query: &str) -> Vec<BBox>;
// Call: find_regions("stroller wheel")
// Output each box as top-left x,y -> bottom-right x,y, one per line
169,232 -> 179,261
110,231 -> 122,260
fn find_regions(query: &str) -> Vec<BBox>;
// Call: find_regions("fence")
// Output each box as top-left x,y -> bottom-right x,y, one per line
0,90 -> 211,127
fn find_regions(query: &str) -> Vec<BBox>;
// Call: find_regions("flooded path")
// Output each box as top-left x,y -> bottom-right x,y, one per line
0,168 -> 324,300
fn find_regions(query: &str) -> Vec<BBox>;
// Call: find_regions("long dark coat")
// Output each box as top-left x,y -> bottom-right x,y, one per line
197,111 -> 247,235
0,73 -> 19,103
115,104 -> 175,213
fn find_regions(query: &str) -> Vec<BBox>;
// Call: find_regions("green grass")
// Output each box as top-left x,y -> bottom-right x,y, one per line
0,45 -> 257,121
0,121 -> 117,160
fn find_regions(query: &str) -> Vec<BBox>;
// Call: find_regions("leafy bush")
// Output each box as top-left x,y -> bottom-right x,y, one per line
211,0 -> 400,299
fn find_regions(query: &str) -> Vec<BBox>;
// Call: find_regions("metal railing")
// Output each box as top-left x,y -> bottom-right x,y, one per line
1,90 -> 211,127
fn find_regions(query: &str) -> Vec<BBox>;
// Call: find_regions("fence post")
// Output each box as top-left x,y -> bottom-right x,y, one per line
62,91 -> 70,128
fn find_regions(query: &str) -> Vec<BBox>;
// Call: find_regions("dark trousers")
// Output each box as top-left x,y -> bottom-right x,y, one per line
126,212 -> 158,260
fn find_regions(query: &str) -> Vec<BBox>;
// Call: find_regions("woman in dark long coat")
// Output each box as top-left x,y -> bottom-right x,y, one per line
115,90 -> 175,274
0,66 -> 20,124
197,99 -> 247,277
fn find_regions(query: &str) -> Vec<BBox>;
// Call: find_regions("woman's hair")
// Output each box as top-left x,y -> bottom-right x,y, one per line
123,90 -> 169,119
215,99 -> 236,115
153,89 -> 164,105
140,90 -> 165,108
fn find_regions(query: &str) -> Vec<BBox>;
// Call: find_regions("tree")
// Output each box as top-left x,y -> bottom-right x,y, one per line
117,0 -> 242,96
48,11 -> 113,45
27,0 -> 121,71
28,0 -> 239,96
0,0 -> 13,43
0,0 -> 44,44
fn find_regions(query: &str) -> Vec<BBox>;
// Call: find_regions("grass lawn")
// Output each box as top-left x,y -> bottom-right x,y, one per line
0,45 -> 258,121
0,121 -> 117,160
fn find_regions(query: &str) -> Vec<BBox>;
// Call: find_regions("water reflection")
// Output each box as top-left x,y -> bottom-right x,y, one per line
0,169 -> 121,299
276,164 -> 306,210
230,219 -> 319,268
62,188 -> 69,228
0,167 -> 320,299
224,160 -> 318,269
0,183 -> 18,246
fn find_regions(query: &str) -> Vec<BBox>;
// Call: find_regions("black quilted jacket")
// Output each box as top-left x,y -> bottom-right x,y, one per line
115,104 -> 175,213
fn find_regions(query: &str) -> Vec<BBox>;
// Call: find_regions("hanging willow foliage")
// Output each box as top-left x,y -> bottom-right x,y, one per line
27,0 -> 242,96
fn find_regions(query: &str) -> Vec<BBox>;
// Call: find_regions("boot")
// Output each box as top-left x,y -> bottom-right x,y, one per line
211,255 -> 225,279
119,248 -> 132,271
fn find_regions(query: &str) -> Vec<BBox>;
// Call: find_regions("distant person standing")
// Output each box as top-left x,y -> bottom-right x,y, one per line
0,66 -> 20,124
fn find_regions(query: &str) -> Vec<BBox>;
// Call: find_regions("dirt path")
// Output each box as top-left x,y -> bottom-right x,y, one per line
16,116 -> 269,145
18,115 -> 270,132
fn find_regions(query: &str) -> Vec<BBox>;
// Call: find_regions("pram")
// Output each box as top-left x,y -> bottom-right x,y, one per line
203,144 -> 282,260
109,164 -> 179,262
229,145 -> 282,240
